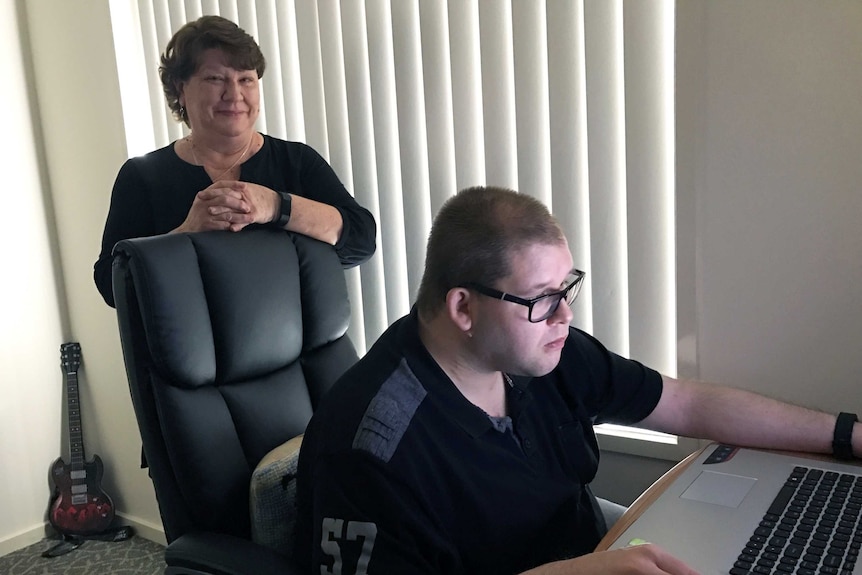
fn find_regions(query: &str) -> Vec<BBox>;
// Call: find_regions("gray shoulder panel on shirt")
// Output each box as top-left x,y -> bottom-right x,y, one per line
352,358 -> 427,463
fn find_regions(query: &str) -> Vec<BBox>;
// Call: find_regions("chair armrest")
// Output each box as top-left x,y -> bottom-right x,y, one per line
165,531 -> 303,575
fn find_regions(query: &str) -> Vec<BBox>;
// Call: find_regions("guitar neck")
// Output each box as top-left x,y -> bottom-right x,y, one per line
65,369 -> 87,469
60,342 -> 86,472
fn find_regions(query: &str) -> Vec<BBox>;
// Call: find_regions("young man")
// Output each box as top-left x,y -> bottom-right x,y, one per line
294,186 -> 860,574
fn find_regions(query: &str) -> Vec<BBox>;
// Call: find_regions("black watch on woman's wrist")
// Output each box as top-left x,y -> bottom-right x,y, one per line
272,192 -> 292,228
832,412 -> 858,460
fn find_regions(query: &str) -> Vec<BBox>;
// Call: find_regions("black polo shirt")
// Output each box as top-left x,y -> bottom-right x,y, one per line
295,309 -> 662,574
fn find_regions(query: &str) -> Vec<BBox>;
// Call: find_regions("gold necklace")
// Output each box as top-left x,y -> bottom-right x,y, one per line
187,134 -> 253,181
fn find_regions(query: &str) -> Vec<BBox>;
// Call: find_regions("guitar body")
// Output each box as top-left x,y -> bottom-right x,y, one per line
49,454 -> 114,536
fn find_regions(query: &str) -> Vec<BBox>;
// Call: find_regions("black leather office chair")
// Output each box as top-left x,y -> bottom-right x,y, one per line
112,229 -> 358,575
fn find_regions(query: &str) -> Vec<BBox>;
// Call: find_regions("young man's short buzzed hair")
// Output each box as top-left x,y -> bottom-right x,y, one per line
415,186 -> 566,318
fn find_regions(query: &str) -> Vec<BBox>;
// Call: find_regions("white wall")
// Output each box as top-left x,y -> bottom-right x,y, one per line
0,0 -> 65,555
596,0 -> 862,506
0,0 -> 164,554
683,1 -> 862,408
2,0 -> 861,552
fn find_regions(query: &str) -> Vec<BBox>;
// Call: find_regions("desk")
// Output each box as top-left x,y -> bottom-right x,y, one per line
595,445 -> 706,552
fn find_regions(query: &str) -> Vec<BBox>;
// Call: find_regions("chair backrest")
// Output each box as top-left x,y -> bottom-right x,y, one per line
112,229 -> 357,543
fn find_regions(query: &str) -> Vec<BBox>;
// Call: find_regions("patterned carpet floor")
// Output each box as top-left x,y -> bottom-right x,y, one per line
0,535 -> 164,575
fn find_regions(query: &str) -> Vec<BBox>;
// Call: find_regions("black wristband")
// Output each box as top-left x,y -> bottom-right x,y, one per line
832,412 -> 857,460
272,192 -> 292,228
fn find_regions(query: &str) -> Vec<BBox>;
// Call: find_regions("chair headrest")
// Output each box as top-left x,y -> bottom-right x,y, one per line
112,230 -> 351,388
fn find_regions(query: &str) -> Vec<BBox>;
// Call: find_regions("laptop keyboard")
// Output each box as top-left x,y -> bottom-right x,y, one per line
731,465 -> 862,575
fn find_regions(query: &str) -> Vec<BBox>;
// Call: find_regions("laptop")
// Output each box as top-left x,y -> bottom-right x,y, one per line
606,444 -> 862,574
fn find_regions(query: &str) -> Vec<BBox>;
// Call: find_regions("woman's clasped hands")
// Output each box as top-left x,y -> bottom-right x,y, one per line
176,181 -> 278,234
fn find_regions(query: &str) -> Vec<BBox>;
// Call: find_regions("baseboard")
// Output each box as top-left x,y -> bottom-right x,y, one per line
115,512 -> 167,546
0,515 -> 165,558
0,523 -> 50,557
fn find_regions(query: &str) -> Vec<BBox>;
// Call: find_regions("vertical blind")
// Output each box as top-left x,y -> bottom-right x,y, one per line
109,0 -> 676,377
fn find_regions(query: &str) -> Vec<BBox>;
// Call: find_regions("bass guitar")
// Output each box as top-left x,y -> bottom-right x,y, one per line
48,342 -> 115,536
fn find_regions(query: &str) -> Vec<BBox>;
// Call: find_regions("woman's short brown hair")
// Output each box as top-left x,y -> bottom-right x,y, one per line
159,15 -> 266,127
416,186 -> 566,319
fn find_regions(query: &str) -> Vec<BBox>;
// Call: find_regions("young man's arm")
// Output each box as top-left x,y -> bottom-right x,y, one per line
519,543 -> 698,575
638,375 -> 861,457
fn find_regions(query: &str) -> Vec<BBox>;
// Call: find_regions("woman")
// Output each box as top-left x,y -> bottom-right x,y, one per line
94,15 -> 376,307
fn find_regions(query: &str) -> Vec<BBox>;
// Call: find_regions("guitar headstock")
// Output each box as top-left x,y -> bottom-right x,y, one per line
60,342 -> 82,373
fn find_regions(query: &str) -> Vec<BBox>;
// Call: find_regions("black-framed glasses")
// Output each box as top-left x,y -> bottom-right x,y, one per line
462,269 -> 586,323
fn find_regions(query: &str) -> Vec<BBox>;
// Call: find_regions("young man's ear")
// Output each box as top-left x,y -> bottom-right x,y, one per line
444,287 -> 474,336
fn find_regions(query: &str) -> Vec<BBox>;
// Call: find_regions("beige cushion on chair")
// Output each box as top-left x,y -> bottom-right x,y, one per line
250,434 -> 304,557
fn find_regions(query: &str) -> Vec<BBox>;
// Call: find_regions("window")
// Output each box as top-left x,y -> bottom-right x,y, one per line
110,0 -> 688,459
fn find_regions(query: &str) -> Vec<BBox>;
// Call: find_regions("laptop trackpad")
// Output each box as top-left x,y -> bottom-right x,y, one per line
680,470 -> 757,508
